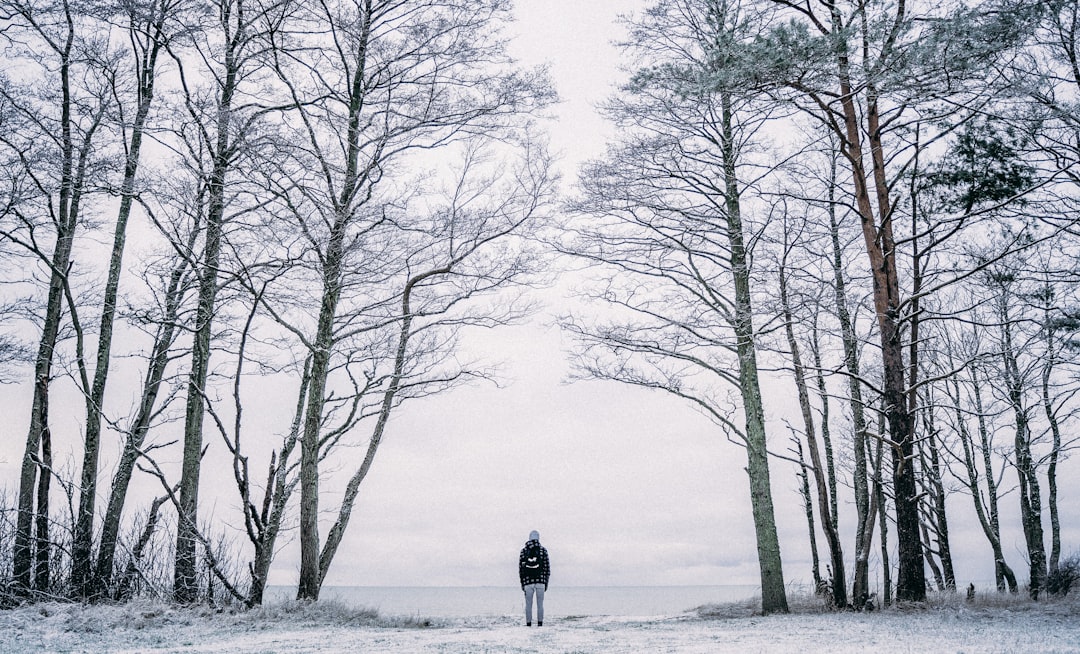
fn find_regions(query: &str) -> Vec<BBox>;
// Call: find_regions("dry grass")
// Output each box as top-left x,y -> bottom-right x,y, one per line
244,597 -> 442,628
8,595 -> 443,637
693,587 -> 1080,620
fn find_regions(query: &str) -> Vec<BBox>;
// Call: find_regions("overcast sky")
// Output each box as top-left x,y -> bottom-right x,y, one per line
2,0 -> 1077,593
280,0 -> 775,589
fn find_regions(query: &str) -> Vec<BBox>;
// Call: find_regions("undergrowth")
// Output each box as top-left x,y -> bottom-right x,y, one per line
694,587 -> 1080,619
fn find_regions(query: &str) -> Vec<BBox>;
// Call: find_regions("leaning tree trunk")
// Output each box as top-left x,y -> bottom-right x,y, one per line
314,282 -> 419,591
779,250 -> 846,609
13,21 -> 81,591
95,241 -> 192,595
72,7 -> 167,596
795,439 -> 823,591
950,372 -> 1016,592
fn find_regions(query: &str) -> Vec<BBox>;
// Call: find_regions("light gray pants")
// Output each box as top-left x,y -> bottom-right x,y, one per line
523,583 -> 545,624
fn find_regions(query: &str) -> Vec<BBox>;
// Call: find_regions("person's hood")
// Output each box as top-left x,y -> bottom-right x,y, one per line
528,530 -> 540,542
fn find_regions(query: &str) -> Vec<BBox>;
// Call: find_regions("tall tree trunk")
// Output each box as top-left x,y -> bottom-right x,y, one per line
173,0 -> 250,601
13,15 -> 79,591
72,3 -> 168,598
1001,297 -> 1047,599
1041,308 -> 1062,573
824,143 -> 875,608
296,3 -> 373,600
174,169 -> 226,603
907,146 -> 953,592
824,2 -> 924,602
828,248 -> 870,600
295,194 -> 350,602
721,94 -> 787,614
315,287 -> 417,588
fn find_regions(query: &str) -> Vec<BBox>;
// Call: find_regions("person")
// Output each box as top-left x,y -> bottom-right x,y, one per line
518,530 -> 550,626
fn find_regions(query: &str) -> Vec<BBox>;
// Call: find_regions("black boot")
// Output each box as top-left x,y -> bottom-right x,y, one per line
538,621 -> 543,626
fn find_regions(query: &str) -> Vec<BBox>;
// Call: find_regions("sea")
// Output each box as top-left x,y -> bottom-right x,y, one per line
264,585 -> 761,618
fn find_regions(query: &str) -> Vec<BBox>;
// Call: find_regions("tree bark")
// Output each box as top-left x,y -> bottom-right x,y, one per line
14,8 -> 83,591
295,2 -> 373,601
1041,306 -> 1063,573
295,240 -> 344,601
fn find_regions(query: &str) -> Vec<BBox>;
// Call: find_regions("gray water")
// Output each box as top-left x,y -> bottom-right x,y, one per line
266,585 -> 760,618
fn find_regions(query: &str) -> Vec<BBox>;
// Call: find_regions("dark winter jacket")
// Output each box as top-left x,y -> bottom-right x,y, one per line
519,539 -> 550,589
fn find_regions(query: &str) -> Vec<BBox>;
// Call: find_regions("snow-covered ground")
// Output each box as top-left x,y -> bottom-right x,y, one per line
1,594 -> 1077,653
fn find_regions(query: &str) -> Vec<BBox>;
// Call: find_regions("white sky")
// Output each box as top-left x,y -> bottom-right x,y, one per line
276,0 -> 783,589
2,0 -> 1077,594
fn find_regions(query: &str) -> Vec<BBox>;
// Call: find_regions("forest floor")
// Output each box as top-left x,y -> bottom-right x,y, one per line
0,591 -> 1077,653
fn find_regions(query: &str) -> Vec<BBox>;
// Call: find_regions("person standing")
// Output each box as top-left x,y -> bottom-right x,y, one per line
519,530 -> 550,626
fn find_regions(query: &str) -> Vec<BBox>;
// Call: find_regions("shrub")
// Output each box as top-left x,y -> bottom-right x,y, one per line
1047,553 -> 1080,597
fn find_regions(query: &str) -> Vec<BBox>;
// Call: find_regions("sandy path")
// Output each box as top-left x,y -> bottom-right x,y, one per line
179,613 -> 1079,654
4,606 -> 1078,654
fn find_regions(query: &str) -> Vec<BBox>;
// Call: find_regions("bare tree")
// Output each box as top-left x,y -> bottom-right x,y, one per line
0,0 -> 114,593
561,0 -> 790,614
69,0 -> 182,600
92,197 -> 200,598
163,0 -> 288,603
935,318 -> 1019,593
